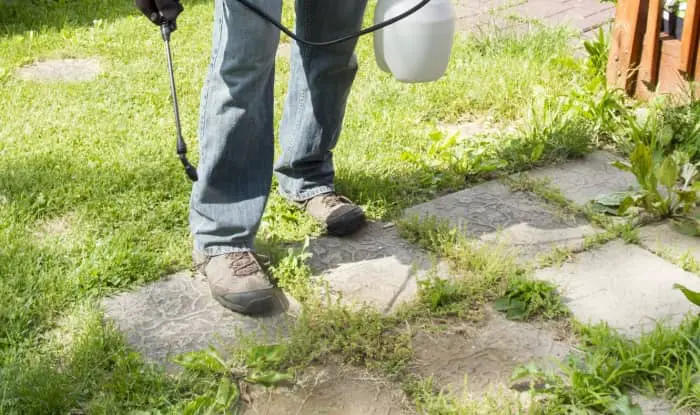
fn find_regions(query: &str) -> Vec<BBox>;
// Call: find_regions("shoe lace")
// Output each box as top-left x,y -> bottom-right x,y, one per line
226,252 -> 262,276
320,193 -> 351,209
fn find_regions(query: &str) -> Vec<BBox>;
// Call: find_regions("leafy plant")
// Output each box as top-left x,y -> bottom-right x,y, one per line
172,345 -> 292,414
400,130 -> 507,189
613,147 -> 699,219
674,283 -> 700,307
494,278 -> 569,321
418,275 -> 471,315
610,107 -> 700,224
583,27 -> 610,80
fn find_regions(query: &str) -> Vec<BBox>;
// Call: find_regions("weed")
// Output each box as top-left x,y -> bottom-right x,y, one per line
583,27 -> 610,80
398,215 -> 569,322
279,300 -> 413,376
268,237 -> 314,302
516,316 -> 700,413
678,250 -> 700,274
674,284 -> 700,307
495,278 -> 569,321
400,130 -> 508,190
537,246 -> 575,268
505,175 -> 581,214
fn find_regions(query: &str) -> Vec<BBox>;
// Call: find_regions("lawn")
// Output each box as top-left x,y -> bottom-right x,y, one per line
1,0 -> 699,413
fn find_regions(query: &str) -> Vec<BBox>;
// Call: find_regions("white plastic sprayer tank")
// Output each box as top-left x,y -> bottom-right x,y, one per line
373,0 -> 456,83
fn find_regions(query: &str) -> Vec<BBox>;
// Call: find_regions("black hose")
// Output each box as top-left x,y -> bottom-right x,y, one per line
235,0 -> 432,47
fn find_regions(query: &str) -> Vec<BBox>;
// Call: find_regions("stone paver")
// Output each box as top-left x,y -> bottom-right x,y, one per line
102,272 -> 298,367
536,241 -> 700,338
306,221 -> 441,313
404,180 -> 597,261
639,222 -> 700,270
17,58 -> 101,82
633,394 -> 691,415
411,309 -> 570,397
524,151 -> 638,206
453,0 -> 614,34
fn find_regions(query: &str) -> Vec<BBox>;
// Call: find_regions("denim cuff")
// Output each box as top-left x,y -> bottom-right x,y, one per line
278,185 -> 334,203
194,244 -> 253,258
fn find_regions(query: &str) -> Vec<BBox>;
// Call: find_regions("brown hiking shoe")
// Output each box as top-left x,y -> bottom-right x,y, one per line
196,251 -> 277,315
298,192 -> 366,236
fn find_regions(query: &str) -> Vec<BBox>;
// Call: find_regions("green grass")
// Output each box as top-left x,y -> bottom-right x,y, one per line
397,215 -> 570,322
520,315 -> 700,414
3,0 -> 697,413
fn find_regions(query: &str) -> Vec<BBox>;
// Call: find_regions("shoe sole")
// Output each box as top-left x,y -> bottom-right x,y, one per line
212,289 -> 278,316
326,208 -> 366,236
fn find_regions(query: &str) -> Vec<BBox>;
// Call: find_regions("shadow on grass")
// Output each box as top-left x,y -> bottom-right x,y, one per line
0,0 -> 213,36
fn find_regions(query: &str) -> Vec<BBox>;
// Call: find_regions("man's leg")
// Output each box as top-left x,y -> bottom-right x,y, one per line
274,0 -> 369,236
190,0 -> 282,314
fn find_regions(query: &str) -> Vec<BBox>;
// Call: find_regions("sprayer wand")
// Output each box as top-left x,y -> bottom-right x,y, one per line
161,22 -> 198,182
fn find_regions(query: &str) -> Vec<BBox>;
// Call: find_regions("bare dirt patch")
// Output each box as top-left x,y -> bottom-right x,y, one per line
33,212 -> 77,244
17,58 -> 101,82
244,365 -> 412,415
410,309 -> 571,398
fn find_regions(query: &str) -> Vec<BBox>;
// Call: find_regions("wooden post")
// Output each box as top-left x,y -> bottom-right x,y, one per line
607,0 -> 649,95
639,0 -> 663,87
680,0 -> 700,76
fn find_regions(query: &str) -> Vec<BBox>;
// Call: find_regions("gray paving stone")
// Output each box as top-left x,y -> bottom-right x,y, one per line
102,272 -> 297,367
639,222 -> 700,270
544,6 -> 615,32
525,151 -> 638,206
306,222 -> 439,313
536,241 -> 700,338
454,0 -> 614,34
411,309 -> 571,397
632,394 -> 692,415
404,181 -> 598,261
17,58 -> 101,82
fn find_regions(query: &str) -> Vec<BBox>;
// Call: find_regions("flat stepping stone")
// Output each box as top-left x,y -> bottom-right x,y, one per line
404,181 -> 597,261
17,58 -> 101,82
244,365 -> 410,414
410,309 -> 571,397
102,272 -> 297,368
524,151 -> 638,207
633,394 -> 691,415
307,222 -> 440,313
639,222 -> 700,271
510,0 -> 614,32
535,241 -> 700,338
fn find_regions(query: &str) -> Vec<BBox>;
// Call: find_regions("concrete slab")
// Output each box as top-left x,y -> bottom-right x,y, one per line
639,222 -> 700,272
102,272 -> 298,368
525,151 -> 638,206
535,241 -> 700,338
453,0 -> 615,34
411,310 -> 571,397
404,181 -> 597,261
307,222 -> 441,313
632,394 -> 691,415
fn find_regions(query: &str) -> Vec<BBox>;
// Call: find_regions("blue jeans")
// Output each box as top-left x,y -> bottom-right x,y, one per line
190,0 -> 369,256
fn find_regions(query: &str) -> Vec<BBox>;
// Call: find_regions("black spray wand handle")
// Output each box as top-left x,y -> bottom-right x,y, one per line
161,22 -> 198,182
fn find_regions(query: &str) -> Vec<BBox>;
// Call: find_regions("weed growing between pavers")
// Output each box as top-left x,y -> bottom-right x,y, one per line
517,315 -> 700,414
396,215 -> 570,323
504,173 -> 643,267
